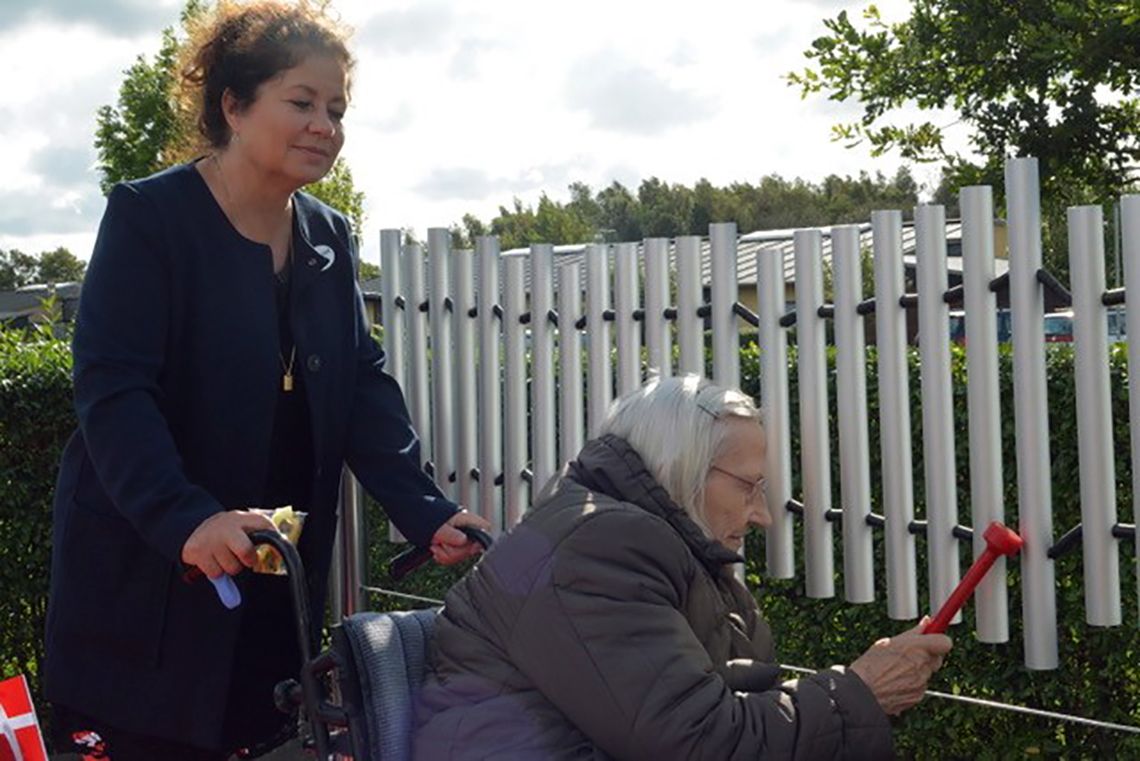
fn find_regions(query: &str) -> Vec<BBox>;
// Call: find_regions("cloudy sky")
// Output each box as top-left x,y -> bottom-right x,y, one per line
0,0 -> 962,267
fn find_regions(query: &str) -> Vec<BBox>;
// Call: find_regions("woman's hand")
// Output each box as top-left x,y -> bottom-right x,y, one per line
181,510 -> 279,579
848,617 -> 953,716
430,510 -> 493,566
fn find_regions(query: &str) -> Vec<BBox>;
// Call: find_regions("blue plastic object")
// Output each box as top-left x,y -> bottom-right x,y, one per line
210,574 -> 242,609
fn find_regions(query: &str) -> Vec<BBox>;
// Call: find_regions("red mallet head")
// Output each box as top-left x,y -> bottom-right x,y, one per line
922,521 -> 1023,634
982,521 -> 1023,557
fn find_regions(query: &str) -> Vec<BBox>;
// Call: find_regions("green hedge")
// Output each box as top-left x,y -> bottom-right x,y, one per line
0,326 -> 74,712
362,342 -> 1140,760
4,327 -> 1139,758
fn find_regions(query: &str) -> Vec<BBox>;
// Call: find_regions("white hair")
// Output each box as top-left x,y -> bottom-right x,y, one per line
596,374 -> 762,535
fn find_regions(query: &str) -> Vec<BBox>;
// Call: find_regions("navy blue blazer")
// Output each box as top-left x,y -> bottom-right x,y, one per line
44,163 -> 458,749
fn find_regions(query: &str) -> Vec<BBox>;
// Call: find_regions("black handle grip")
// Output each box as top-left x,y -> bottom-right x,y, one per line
388,526 -> 494,581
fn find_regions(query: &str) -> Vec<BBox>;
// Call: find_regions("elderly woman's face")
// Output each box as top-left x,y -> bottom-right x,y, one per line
703,418 -> 769,552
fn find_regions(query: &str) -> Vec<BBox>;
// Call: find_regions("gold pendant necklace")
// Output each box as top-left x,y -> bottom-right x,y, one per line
279,236 -> 296,392
280,345 -> 296,392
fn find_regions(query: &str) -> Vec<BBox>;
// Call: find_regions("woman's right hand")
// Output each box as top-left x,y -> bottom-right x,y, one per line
181,510 -> 279,579
848,617 -> 953,716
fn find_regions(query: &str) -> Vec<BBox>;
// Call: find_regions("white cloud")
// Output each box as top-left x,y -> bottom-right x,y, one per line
566,51 -> 716,136
1,0 -> 942,268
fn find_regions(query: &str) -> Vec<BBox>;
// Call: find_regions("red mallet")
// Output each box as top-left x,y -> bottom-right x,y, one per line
923,521 -> 1023,634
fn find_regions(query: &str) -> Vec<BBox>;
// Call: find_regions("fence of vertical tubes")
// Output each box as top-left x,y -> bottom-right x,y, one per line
337,155 -> 1139,674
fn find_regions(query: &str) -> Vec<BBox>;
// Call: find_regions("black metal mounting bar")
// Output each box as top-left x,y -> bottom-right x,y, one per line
1048,524 -> 1082,560
1103,288 -> 1126,307
1037,268 -> 1072,303
856,298 -> 876,316
817,304 -> 835,319
779,311 -> 797,328
734,302 -> 760,327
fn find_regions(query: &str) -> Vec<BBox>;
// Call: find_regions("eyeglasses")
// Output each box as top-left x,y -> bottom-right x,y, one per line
709,465 -> 767,506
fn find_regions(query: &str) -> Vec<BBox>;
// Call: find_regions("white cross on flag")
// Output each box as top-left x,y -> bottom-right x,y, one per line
0,675 -> 47,761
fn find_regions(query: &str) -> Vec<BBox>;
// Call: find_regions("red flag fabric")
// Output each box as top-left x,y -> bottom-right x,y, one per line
0,675 -> 48,761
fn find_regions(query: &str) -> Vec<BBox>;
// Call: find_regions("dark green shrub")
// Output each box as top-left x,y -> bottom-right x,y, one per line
5,324 -> 1138,758
0,325 -> 73,706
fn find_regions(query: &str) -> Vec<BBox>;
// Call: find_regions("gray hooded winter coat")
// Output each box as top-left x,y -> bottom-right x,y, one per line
413,434 -> 893,759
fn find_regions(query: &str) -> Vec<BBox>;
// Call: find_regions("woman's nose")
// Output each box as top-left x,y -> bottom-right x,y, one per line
310,113 -> 336,136
749,504 -> 772,529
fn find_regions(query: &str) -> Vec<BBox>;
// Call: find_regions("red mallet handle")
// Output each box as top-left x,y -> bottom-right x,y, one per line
923,521 -> 1022,634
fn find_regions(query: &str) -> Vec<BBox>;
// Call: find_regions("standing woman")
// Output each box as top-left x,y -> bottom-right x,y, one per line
44,2 -> 488,759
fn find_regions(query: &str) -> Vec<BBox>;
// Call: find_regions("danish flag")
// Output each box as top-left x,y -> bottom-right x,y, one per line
0,675 -> 47,761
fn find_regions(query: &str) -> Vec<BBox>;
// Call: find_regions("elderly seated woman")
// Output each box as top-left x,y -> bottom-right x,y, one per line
414,375 -> 951,760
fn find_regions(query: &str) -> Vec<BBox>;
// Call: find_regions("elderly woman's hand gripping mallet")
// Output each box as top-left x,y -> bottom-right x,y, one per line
922,521 -> 1023,634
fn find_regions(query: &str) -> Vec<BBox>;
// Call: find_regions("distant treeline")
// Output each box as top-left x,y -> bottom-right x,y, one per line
450,168 -> 931,250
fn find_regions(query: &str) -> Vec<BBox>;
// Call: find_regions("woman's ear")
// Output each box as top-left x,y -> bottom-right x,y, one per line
220,88 -> 243,137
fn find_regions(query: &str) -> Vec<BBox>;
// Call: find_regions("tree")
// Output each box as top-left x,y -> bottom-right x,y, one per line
306,158 -> 366,240
0,248 -> 85,289
453,169 -> 924,247
788,1 -> 1140,276
637,178 -> 693,238
94,26 -> 188,194
358,261 -> 380,280
94,0 -> 367,235
0,250 -> 38,290
35,248 -> 87,284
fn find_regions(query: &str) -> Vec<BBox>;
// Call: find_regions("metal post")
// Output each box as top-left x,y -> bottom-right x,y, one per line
1068,205 -> 1121,626
960,186 -> 1010,642
793,229 -> 835,599
428,228 -> 455,499
381,230 -> 407,543
558,261 -> 585,465
872,210 -> 918,620
404,242 -> 431,475
586,244 -> 613,436
1123,195 -> 1140,623
710,223 -> 740,388
832,224 -> 874,603
453,247 -> 477,512
1006,156 -> 1058,669
476,237 -> 503,532
644,238 -> 673,376
530,244 -> 557,494
614,242 -> 641,396
503,257 -> 529,526
916,204 -> 960,625
337,469 -> 363,617
758,244 -> 793,578
676,236 -> 704,376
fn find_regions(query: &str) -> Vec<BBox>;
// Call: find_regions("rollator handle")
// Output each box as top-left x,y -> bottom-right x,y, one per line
923,521 -> 1022,634
388,526 -> 494,582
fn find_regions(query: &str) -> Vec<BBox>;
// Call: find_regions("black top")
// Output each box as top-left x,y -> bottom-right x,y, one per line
263,247 -> 315,509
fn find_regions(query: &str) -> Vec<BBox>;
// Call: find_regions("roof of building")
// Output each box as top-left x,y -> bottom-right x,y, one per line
360,220 -> 1005,297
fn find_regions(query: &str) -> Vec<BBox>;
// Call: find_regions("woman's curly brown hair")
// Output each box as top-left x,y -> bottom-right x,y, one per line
180,0 -> 354,151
